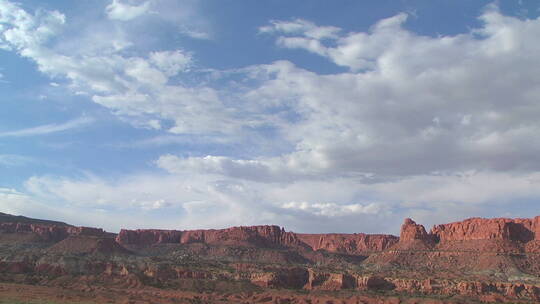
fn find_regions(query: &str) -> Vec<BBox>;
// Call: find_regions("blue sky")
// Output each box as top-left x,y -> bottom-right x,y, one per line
1,0 -> 540,233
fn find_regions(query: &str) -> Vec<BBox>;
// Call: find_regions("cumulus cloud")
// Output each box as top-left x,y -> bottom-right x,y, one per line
150,50 -> 193,76
260,14 -> 410,70
3,1 -> 540,233
105,0 -> 150,21
252,8 -> 540,178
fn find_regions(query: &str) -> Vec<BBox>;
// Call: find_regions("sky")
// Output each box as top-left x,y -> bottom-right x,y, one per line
1,0 -> 540,234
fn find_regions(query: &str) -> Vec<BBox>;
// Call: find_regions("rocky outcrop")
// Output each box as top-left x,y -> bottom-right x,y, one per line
430,217 -> 540,242
386,218 -> 435,250
250,268 -> 309,289
386,278 -> 540,301
357,275 -> 396,290
303,269 -> 356,290
400,218 -> 430,242
3,257 -> 539,303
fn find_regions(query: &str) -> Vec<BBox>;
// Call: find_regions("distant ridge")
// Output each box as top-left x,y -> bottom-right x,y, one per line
0,212 -> 71,227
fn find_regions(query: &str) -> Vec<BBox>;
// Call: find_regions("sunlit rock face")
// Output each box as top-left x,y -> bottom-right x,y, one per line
3,213 -> 540,303
430,217 -> 540,242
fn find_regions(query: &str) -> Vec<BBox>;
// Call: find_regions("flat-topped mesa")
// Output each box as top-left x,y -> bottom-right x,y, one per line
180,225 -> 297,247
295,233 -> 398,254
116,229 -> 183,247
116,225 -> 299,248
430,216 -> 540,242
0,222 -> 106,242
116,225 -> 398,254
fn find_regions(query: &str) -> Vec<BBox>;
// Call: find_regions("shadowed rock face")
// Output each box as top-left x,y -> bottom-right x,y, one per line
115,229 -> 183,247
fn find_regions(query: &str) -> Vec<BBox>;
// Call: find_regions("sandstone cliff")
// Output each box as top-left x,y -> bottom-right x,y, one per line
431,216 -> 540,242
116,225 -> 399,255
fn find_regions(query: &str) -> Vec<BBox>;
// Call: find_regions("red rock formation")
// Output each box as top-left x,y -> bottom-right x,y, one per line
179,225 -> 298,247
295,233 -> 398,254
357,275 -> 395,290
116,229 -> 182,247
249,267 -> 309,289
430,217 -> 540,242
533,216 -> 540,240
303,269 -> 356,290
0,222 -> 106,242
116,225 -> 299,248
400,218 -> 431,242
116,225 -> 398,255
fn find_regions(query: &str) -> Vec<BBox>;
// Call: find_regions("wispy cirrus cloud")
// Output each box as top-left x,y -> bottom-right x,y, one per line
0,154 -> 34,167
0,116 -> 94,137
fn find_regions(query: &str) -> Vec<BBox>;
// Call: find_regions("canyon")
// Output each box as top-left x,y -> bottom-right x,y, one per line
1,212 -> 540,303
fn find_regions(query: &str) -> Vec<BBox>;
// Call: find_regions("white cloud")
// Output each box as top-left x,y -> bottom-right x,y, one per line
105,0 -> 150,21
3,1 -> 540,233
281,201 -> 380,217
0,1 -> 240,136
250,8 -> 540,178
260,19 -> 341,40
0,117 -> 94,137
156,154 -> 277,182
150,50 -> 193,76
0,188 -> 39,215
10,167 -> 540,234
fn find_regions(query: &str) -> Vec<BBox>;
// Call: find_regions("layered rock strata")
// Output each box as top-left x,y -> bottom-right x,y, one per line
116,225 -> 399,255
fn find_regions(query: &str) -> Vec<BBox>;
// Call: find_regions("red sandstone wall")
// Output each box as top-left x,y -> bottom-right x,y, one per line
430,217 -> 539,242
295,233 -> 398,254
116,225 -> 398,254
